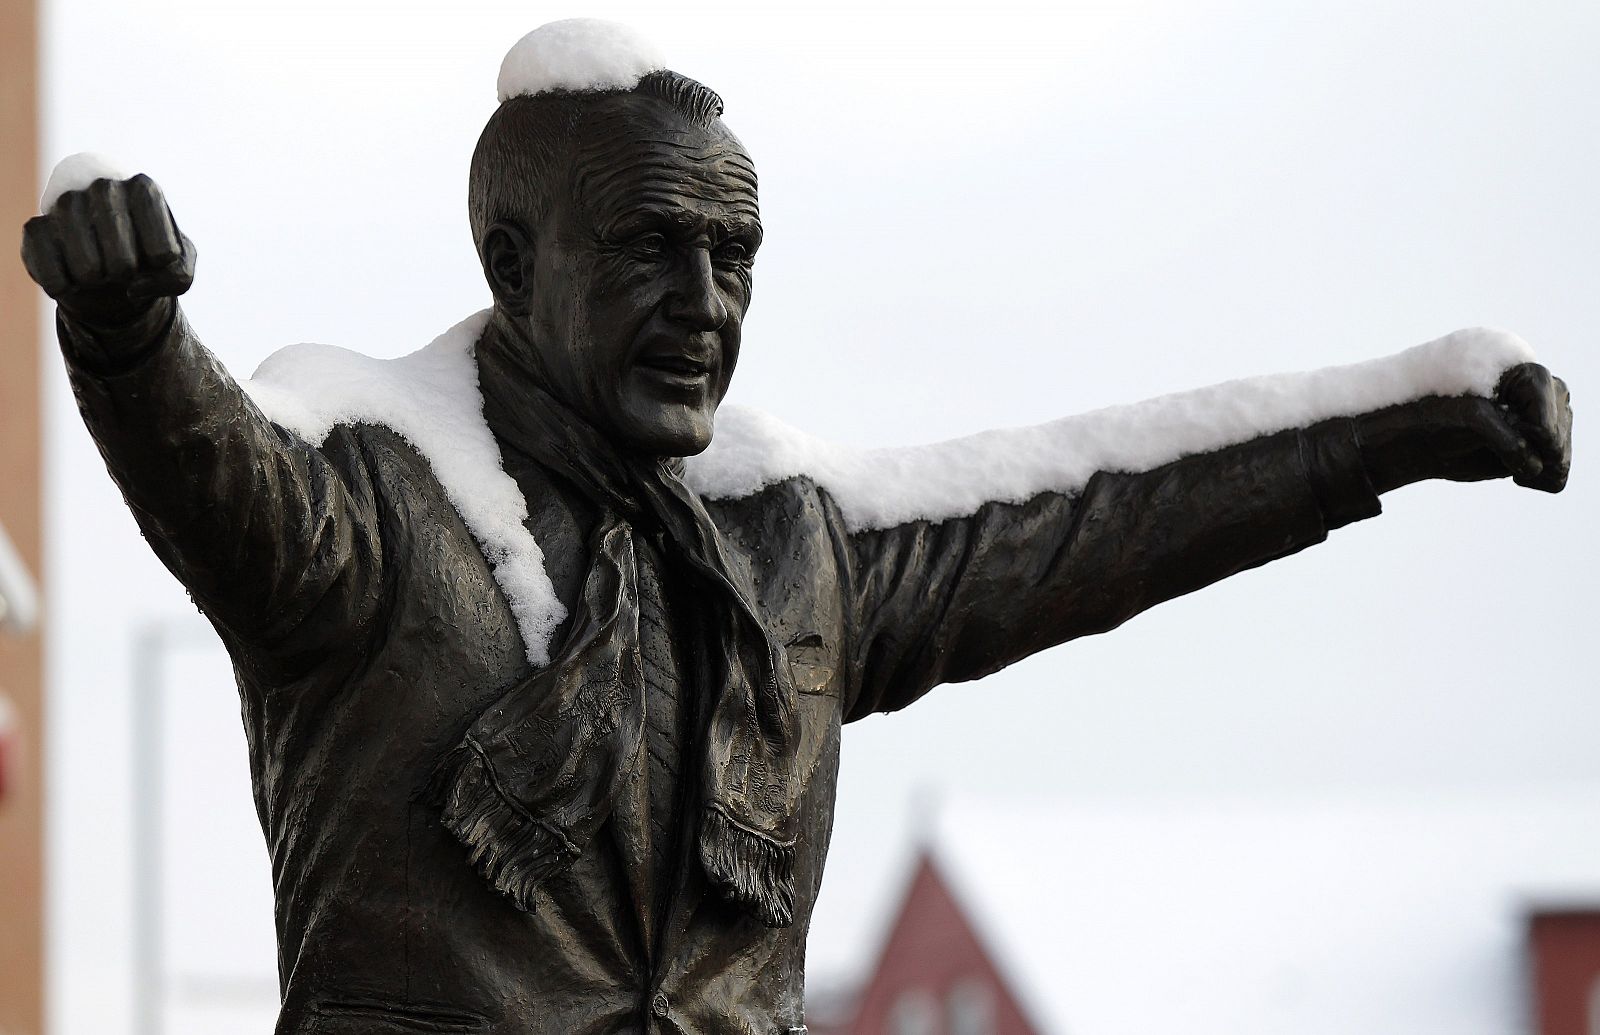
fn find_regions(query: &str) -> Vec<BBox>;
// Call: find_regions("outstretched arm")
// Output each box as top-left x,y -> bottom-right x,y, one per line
22,175 -> 386,675
837,357 -> 1571,720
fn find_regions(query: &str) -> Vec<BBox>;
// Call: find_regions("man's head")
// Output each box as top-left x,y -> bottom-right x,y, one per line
469,70 -> 760,458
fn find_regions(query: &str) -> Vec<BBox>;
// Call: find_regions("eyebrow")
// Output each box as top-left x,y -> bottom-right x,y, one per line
609,205 -> 763,243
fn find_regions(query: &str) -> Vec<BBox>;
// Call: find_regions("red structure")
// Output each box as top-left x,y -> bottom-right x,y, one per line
811,804 -> 1600,1035
1528,907 -> 1600,1035
0,1 -> 43,1026
811,852 -> 1042,1035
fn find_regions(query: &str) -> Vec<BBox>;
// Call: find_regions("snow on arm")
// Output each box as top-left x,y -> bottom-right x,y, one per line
683,328 -> 1537,531
242,320 -> 1531,666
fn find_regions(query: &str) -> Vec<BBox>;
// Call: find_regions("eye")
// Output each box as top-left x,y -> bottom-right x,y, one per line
628,232 -> 669,260
713,240 -> 754,269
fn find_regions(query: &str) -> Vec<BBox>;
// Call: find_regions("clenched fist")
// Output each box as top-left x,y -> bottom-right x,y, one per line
21,174 -> 195,331
1356,362 -> 1573,495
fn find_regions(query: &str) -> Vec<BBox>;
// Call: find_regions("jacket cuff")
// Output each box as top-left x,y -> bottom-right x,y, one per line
57,297 -> 178,378
1298,418 -> 1382,530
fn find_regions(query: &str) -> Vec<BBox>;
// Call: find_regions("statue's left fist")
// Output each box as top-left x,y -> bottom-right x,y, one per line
1354,364 -> 1572,494
1494,362 -> 1572,493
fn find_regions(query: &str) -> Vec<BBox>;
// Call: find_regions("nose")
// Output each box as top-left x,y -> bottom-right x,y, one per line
665,248 -> 728,330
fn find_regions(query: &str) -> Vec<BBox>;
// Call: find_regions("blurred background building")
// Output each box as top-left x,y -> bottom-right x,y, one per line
0,0 -> 43,1030
809,796 -> 1600,1035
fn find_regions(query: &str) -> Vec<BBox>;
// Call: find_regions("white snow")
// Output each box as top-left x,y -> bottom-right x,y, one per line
242,317 -> 1533,663
685,327 -> 1537,530
496,19 -> 666,103
902,790 -> 1600,1035
241,311 -> 566,668
40,152 -> 131,213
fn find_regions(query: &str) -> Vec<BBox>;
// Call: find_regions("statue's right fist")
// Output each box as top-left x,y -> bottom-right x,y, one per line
21,174 -> 195,329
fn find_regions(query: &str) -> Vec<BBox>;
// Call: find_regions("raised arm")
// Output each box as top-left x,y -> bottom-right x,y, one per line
829,354 -> 1570,720
22,174 -> 386,674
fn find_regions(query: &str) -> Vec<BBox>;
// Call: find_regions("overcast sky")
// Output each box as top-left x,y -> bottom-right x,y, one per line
38,1 -> 1600,1031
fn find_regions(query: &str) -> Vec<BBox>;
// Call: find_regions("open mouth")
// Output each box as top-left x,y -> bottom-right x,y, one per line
638,354 -> 712,382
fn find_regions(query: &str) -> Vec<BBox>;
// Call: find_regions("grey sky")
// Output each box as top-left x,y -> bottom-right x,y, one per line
39,1 -> 1599,1030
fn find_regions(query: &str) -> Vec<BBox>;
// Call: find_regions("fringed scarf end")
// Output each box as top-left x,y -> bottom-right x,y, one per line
431,741 -> 579,914
699,805 -> 797,928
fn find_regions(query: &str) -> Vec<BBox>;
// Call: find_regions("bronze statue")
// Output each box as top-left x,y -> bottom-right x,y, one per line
20,20 -> 1571,1035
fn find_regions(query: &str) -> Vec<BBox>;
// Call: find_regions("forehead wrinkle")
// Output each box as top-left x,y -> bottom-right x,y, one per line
717,161 -> 758,191
562,105 -> 761,229
575,152 -> 759,226
577,146 -> 755,193
635,187 -> 759,214
620,194 -> 762,230
627,137 -> 750,161
578,154 -> 725,196
572,114 -> 755,179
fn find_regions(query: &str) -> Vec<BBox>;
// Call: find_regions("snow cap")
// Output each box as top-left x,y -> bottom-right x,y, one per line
40,152 -> 131,214
497,19 -> 667,103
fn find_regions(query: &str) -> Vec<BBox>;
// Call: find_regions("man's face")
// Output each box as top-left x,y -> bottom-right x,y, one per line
520,97 -> 761,457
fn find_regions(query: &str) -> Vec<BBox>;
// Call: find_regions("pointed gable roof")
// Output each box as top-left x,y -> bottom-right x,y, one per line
827,851 -> 1044,1035
927,791 -> 1600,1035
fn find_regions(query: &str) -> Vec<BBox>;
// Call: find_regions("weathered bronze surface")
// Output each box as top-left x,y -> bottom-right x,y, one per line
21,64 -> 1571,1035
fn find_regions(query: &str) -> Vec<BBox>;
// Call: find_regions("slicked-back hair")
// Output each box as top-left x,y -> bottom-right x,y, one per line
467,70 -> 727,254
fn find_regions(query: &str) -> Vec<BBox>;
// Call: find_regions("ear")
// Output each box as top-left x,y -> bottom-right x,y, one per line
480,220 -> 535,315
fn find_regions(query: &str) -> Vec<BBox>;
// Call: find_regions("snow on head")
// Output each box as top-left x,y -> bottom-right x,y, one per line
497,19 -> 666,102
684,328 -> 1537,530
242,311 -> 567,667
41,152 -> 131,213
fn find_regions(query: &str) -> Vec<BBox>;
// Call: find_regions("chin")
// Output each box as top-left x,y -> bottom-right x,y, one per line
618,404 -> 716,458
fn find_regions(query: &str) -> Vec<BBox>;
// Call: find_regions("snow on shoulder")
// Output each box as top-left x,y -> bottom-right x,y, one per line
40,152 -> 131,213
241,311 -> 567,668
683,327 -> 1537,530
497,19 -> 666,102
240,317 -> 1532,663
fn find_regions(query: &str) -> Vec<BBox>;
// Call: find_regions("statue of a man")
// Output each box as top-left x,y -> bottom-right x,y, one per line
20,20 -> 1572,1035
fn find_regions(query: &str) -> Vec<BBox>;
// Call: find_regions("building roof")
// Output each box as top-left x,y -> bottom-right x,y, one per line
882,789 -> 1600,1035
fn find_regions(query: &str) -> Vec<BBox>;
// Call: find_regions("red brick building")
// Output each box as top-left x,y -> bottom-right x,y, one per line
806,796 -> 1600,1035
1528,906 -> 1600,1035
809,854 -> 1042,1035
0,0 -> 43,1028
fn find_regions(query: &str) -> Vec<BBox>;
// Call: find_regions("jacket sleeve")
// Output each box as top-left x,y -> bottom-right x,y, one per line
838,421 -> 1380,721
60,301 -> 387,680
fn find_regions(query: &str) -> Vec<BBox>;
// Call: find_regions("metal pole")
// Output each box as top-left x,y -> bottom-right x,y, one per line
132,623 -> 166,1035
130,616 -> 254,1035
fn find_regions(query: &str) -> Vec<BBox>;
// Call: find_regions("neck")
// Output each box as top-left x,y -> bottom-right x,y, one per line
476,313 -> 568,452
481,308 -> 550,385
475,313 -> 644,473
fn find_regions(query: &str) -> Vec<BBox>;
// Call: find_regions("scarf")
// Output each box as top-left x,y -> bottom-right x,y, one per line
431,352 -> 806,928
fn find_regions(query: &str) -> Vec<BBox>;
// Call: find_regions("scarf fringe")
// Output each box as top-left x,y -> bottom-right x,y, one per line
431,742 -> 579,913
699,806 -> 796,928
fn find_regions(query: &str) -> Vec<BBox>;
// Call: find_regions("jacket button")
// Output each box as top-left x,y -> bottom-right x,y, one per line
650,991 -> 670,1018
